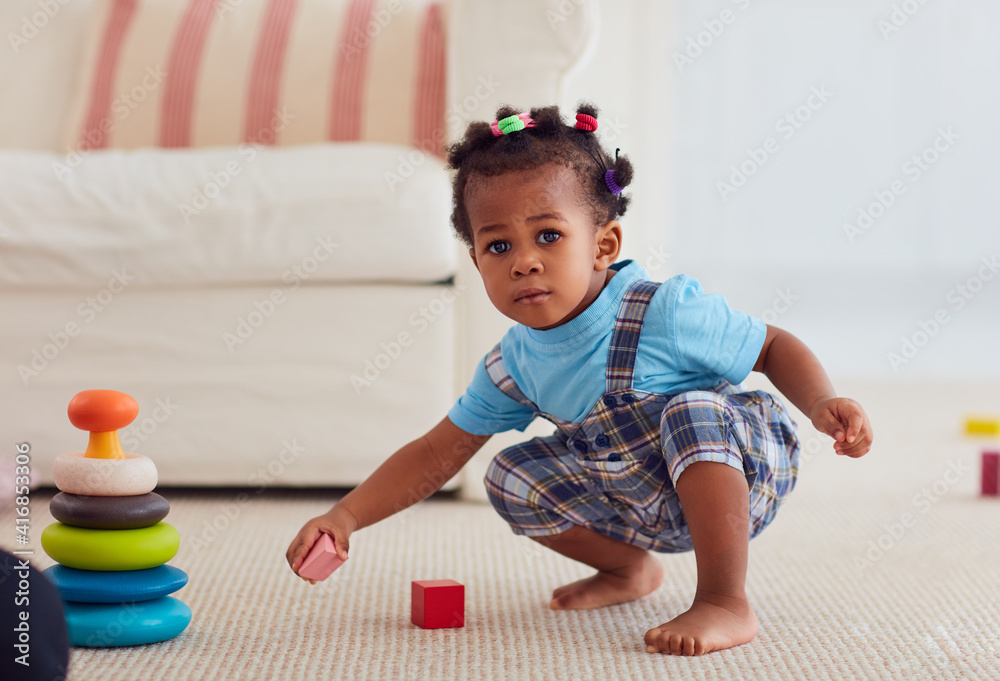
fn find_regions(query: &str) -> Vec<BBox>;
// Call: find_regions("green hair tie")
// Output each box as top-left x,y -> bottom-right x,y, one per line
497,114 -> 526,135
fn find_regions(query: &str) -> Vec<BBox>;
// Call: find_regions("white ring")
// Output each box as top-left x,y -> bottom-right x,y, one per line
53,452 -> 158,496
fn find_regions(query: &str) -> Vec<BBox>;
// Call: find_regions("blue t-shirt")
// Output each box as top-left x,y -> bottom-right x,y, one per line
448,260 -> 767,435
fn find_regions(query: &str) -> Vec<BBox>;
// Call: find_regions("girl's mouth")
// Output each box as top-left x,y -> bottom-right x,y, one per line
515,290 -> 550,305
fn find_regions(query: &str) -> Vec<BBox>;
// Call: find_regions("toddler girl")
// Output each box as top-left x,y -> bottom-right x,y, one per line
286,103 -> 873,656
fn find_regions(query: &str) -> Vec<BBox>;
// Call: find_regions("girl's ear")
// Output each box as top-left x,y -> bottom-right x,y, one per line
468,247 -> 480,272
595,220 -> 622,269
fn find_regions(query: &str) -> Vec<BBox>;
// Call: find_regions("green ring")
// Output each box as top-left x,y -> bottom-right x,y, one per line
42,522 -> 180,571
498,115 -> 525,135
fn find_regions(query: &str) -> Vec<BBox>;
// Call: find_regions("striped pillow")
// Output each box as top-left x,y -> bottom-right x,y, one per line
64,0 -> 446,155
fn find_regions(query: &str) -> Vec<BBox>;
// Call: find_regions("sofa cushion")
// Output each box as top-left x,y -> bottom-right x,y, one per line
0,142 -> 456,289
61,0 -> 446,154
2,282 -> 459,487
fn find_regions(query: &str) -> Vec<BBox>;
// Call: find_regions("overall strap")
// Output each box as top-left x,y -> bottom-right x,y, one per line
605,280 -> 662,393
484,342 -> 538,410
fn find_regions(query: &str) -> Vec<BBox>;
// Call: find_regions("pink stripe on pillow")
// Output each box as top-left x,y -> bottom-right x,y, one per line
159,0 -> 217,148
79,0 -> 138,151
328,0 -> 377,141
244,0 -> 300,145
413,3 -> 446,158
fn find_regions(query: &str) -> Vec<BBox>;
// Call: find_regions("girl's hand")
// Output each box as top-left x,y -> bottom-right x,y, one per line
286,505 -> 357,584
808,397 -> 873,458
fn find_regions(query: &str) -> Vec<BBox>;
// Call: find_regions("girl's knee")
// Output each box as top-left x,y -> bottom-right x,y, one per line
659,391 -> 749,482
661,390 -> 732,432
483,443 -> 543,511
483,452 -> 515,511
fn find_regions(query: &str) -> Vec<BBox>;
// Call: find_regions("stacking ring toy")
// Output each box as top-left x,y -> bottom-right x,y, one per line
42,388 -> 192,648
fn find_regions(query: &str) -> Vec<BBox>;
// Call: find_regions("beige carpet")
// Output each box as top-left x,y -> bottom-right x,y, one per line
4,379 -> 1000,681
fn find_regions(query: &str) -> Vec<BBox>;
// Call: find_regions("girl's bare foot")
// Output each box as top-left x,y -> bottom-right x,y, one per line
643,594 -> 758,656
549,551 -> 664,610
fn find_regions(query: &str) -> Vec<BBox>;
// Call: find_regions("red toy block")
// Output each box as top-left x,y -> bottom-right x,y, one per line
982,451 -> 999,497
411,579 -> 464,629
297,533 -> 346,581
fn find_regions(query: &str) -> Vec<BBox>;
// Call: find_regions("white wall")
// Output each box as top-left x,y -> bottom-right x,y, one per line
565,0 -> 1000,381
560,0 -> 675,288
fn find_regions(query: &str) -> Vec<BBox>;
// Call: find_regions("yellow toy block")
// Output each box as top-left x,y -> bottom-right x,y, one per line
964,417 -> 1000,437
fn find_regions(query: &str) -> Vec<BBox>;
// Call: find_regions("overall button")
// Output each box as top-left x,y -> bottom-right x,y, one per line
603,396 -> 616,407
595,434 -> 610,447
622,394 -> 635,404
573,440 -> 588,453
607,453 -> 622,462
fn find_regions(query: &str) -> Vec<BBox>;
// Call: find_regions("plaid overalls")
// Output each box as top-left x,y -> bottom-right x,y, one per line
484,279 -> 801,553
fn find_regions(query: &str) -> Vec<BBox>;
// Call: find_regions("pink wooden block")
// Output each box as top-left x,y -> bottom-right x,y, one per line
298,533 -> 345,581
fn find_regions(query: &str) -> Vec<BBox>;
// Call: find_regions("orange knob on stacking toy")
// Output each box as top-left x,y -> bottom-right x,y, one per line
67,390 -> 139,460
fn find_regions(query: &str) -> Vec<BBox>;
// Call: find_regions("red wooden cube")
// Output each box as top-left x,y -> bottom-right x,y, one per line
982,451 -> 999,496
411,579 -> 464,629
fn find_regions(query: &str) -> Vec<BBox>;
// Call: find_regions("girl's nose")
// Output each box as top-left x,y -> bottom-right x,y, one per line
512,250 -> 542,276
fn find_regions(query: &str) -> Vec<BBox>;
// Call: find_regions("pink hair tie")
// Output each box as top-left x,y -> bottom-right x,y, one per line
575,113 -> 597,132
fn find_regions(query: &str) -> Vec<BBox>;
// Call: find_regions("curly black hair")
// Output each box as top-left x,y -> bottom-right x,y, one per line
445,101 -> 634,249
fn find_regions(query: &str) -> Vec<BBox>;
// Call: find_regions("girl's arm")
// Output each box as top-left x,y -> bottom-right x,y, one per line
752,325 -> 873,458
338,416 -> 491,529
286,416 -> 491,580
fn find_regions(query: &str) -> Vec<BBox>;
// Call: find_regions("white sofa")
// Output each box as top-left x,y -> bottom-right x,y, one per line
0,0 -> 598,491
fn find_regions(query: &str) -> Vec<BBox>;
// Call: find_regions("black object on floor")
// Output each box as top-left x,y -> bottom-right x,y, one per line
1,548 -> 70,680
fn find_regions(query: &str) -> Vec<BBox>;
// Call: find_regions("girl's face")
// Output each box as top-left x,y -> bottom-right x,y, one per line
466,164 -> 621,330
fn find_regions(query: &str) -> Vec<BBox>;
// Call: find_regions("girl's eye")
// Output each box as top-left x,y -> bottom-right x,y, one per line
487,241 -> 509,255
538,231 -> 561,244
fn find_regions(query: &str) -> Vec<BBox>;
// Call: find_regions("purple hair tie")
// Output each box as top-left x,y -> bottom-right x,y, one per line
604,169 -> 623,195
